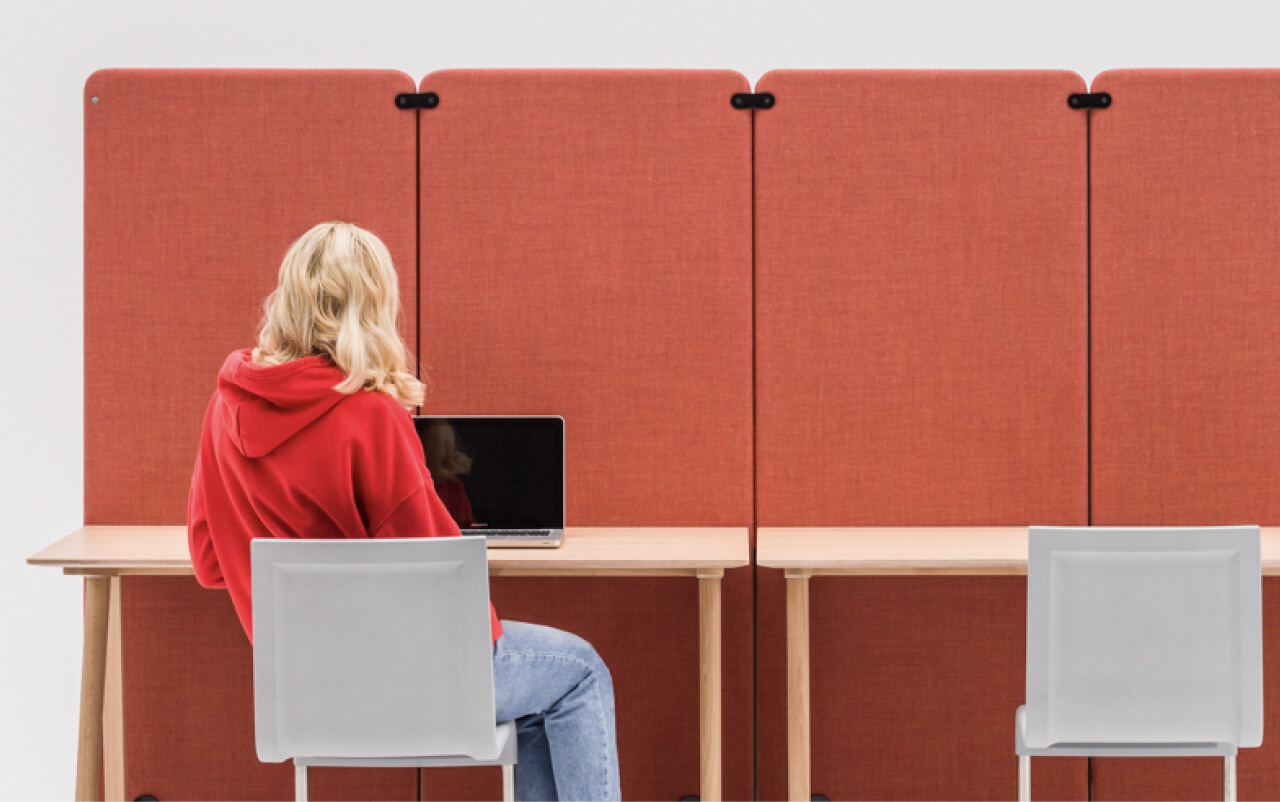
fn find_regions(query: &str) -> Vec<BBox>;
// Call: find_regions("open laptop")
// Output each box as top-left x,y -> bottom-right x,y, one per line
412,415 -> 565,548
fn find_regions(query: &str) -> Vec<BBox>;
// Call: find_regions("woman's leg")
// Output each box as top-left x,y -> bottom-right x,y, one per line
511,715 -> 556,801
493,620 -> 620,801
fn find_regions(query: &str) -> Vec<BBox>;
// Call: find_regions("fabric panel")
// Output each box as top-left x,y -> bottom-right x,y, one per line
417,69 -> 755,801
85,69 -> 418,526
755,69 -> 1088,527
85,69 -> 419,800
1090,70 -> 1280,801
1091,69 -> 1280,526
753,70 -> 1089,800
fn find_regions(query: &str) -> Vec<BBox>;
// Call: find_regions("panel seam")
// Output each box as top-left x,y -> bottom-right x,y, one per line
750,97 -> 760,802
416,83 -> 423,409
415,82 -> 424,802
1086,94 -> 1095,802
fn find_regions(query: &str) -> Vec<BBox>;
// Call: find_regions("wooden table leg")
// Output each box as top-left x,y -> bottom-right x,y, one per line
76,576 -> 111,802
786,570 -> 812,802
104,576 -> 125,800
698,570 -> 723,802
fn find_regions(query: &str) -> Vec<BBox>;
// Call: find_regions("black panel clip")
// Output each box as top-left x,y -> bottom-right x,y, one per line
731,92 -> 775,110
395,92 -> 439,110
1068,92 -> 1111,110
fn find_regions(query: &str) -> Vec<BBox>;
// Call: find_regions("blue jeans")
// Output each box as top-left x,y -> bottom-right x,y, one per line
493,620 -> 620,801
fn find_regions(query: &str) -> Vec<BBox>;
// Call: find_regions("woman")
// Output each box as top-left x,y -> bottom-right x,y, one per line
187,222 -> 620,801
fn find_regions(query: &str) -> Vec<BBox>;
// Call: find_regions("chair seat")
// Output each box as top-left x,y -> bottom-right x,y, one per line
1015,705 -> 1237,758
296,720 -> 518,768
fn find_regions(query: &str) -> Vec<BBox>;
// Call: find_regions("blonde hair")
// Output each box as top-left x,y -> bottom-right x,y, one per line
253,222 -> 424,408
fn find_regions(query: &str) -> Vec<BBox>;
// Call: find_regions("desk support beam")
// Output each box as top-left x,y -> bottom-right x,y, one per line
698,570 -> 724,801
786,570 -> 812,802
76,577 -> 110,802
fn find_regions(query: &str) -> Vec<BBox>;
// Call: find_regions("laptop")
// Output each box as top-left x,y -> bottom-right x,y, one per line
412,415 -> 565,548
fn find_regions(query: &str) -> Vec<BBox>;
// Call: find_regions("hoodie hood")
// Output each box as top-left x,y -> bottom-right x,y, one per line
214,349 -> 348,458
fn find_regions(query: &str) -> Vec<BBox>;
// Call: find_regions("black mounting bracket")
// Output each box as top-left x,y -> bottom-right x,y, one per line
395,92 -> 439,110
1068,92 -> 1111,109
731,92 -> 775,110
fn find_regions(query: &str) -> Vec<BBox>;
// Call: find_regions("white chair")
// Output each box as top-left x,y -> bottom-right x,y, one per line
251,536 -> 516,802
1017,526 -> 1262,801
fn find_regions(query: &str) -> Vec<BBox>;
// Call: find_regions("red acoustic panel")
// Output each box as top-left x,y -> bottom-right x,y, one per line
1091,70 -> 1280,525
85,69 -> 418,525
1090,70 -> 1280,801
85,69 -> 418,800
754,71 -> 1089,800
418,70 -> 754,800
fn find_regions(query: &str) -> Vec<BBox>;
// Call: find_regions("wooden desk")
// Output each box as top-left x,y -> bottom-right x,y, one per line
757,526 -> 1280,802
30,526 -> 749,802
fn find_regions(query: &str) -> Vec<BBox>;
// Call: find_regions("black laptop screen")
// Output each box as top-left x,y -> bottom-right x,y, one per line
412,416 -> 564,530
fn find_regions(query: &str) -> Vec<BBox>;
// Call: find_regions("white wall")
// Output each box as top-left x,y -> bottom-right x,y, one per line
3,0 -> 1277,797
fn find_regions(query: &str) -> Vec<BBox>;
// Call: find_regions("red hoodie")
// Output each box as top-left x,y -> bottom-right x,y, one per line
187,348 -> 501,643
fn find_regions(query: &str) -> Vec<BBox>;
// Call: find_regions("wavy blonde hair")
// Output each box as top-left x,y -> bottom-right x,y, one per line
253,222 -> 424,408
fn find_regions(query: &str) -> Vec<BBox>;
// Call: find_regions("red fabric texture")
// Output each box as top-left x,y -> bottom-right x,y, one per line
1091,69 -> 1280,526
752,70 -> 1089,800
419,69 -> 754,527
84,69 -> 418,526
1089,69 -> 1280,802
85,69 -> 419,801
754,69 -> 1089,527
189,348 -> 501,643
416,69 -> 755,802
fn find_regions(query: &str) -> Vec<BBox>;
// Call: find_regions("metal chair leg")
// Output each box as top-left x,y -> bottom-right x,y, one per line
295,763 -> 308,802
502,764 -> 515,802
1224,755 -> 1236,802
1018,755 -> 1030,802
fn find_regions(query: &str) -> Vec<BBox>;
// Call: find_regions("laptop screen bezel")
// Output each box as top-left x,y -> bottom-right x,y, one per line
412,414 -> 566,532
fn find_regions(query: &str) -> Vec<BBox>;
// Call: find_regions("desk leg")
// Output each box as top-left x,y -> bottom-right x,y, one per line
698,571 -> 723,802
786,571 -> 811,802
104,576 -> 125,800
76,576 -> 110,802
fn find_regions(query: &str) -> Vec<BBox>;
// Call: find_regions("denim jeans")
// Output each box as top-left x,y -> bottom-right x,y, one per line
493,620 -> 621,801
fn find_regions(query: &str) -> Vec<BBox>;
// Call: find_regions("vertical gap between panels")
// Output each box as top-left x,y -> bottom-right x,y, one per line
1086,106 -> 1093,532
415,89 -> 423,415
1085,102 -> 1095,802
749,99 -> 760,802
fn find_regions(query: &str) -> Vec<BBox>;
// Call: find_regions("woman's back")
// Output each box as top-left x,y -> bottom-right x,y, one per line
188,347 -> 463,640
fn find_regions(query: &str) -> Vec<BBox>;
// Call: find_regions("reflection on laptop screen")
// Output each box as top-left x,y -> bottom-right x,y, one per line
413,416 -> 564,531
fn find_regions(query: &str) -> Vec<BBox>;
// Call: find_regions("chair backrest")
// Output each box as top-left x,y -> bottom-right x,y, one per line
252,536 -> 499,762
1025,526 -> 1262,749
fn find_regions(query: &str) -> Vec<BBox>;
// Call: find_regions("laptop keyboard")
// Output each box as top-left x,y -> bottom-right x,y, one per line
480,529 -> 554,537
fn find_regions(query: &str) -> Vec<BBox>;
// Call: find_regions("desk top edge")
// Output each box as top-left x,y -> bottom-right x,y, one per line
28,525 -> 752,570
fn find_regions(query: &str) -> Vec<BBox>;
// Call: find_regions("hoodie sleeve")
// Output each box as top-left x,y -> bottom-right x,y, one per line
370,481 -> 463,540
187,448 -> 226,589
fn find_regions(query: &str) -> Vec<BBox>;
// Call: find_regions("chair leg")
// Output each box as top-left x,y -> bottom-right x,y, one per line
295,763 -> 308,802
1224,755 -> 1236,802
1018,755 -> 1030,802
502,764 -> 515,802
